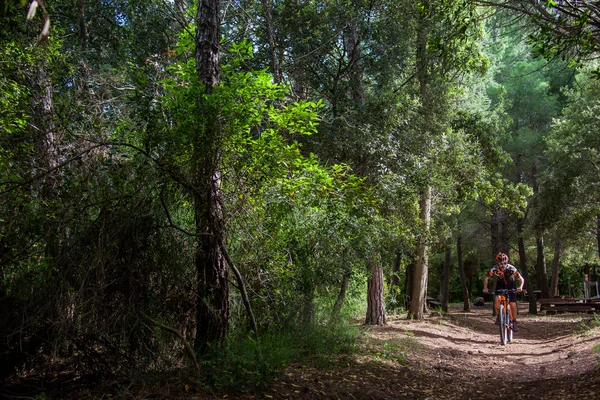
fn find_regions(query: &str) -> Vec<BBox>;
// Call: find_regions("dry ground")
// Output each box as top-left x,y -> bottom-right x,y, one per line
3,303 -> 600,400
255,303 -> 600,400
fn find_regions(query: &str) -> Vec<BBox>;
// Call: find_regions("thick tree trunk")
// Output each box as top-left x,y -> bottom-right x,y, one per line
440,245 -> 451,312
365,263 -> 386,325
550,232 -> 562,297
195,0 -> 220,93
517,217 -> 537,314
409,186 -> 432,319
193,0 -> 229,353
457,231 -> 470,312
536,234 -> 550,299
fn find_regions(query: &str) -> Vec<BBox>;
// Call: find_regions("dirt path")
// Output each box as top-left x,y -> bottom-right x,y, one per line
261,304 -> 600,400
5,304 -> 599,399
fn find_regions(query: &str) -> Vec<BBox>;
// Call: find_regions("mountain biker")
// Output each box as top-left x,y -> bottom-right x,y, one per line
482,252 -> 524,332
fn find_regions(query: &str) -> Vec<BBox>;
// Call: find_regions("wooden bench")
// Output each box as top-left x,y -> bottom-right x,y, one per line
539,297 -> 600,314
426,297 -> 442,308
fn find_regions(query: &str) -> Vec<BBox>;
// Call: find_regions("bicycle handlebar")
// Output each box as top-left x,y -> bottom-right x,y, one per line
482,288 -> 518,295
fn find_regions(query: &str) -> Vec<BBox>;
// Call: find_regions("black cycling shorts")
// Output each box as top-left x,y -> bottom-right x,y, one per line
495,289 -> 517,303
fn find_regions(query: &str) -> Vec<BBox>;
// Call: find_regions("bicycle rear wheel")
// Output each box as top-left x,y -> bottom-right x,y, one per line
499,304 -> 507,345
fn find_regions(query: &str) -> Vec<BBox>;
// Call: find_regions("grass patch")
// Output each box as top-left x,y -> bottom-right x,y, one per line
578,314 -> 600,333
196,321 -> 361,390
363,330 -> 422,366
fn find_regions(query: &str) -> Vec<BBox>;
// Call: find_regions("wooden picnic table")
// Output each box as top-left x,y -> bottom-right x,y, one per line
539,297 -> 600,314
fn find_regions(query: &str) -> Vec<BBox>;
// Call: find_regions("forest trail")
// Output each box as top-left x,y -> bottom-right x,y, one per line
257,304 -> 600,400
5,305 -> 599,400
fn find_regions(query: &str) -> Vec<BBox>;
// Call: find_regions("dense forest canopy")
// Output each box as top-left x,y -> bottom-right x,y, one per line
2,0 -> 600,389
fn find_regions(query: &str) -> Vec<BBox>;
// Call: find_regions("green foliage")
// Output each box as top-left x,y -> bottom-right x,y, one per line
578,314 -> 600,337
541,70 -> 600,234
425,0 -> 490,76
146,36 -> 373,333
526,2 -> 600,70
4,0 -> 600,388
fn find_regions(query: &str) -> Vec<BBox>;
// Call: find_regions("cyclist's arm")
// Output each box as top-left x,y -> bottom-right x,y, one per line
515,272 -> 524,292
483,275 -> 490,293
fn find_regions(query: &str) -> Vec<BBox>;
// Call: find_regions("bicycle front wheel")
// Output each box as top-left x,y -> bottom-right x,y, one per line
499,304 -> 507,345
507,308 -> 513,343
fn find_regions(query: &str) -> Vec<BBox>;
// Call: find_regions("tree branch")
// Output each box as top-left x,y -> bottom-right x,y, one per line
218,239 -> 258,337
140,311 -> 201,377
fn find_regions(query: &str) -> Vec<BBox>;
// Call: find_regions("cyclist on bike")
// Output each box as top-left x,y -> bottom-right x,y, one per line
482,252 -> 524,332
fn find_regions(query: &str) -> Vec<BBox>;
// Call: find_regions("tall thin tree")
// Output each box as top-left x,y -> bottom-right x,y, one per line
193,0 -> 229,352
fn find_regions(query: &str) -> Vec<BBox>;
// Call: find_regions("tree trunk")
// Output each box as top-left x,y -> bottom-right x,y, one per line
302,285 -> 315,326
550,232 -> 562,297
260,0 -> 282,84
174,0 -> 188,27
193,0 -> 229,353
405,257 -> 414,309
220,242 -> 258,336
457,231 -> 470,312
517,217 -> 537,314
536,234 -> 550,299
390,249 -> 402,311
440,245 -> 451,312
32,63 -> 60,257
77,0 -> 87,50
365,263 -> 386,325
333,272 -> 350,317
344,19 -> 365,105
409,15 -> 432,320
333,252 -> 351,318
195,0 -> 220,93
500,209 -> 509,254
490,210 -> 500,260
409,186 -> 432,319
597,214 -> 600,262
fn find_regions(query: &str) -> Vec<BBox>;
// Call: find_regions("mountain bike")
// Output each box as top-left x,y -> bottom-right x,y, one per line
495,289 -> 517,345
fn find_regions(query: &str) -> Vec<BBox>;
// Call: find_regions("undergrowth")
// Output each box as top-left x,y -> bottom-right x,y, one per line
578,313 -> 600,333
574,314 -> 600,355
197,321 -> 361,391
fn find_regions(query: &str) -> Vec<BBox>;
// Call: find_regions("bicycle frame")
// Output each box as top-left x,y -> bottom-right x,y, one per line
495,289 -> 516,345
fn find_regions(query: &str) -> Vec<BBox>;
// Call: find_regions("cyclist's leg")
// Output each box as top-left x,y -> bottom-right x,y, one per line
493,295 -> 500,316
509,302 -> 519,332
510,301 -> 517,321
509,290 -> 519,331
508,291 -> 518,320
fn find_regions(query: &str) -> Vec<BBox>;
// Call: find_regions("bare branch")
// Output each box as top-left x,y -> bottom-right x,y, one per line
140,311 -> 201,377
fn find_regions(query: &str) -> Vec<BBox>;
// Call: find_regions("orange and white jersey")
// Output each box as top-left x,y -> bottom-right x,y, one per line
487,264 -> 519,287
